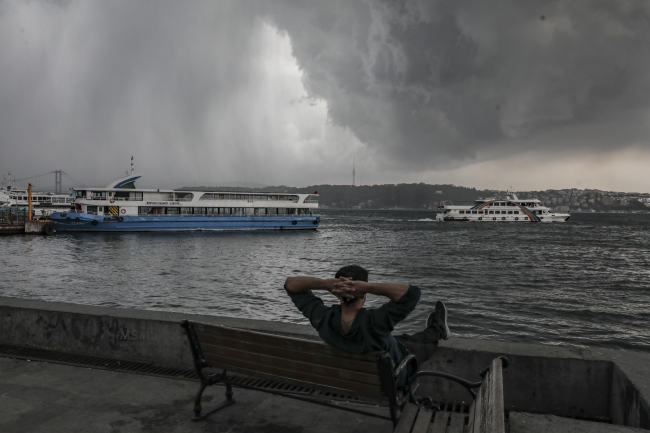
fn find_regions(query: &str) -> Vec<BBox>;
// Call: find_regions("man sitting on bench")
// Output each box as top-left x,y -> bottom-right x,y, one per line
284,265 -> 450,387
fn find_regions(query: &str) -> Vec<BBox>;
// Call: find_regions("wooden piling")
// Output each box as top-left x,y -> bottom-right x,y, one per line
27,184 -> 33,222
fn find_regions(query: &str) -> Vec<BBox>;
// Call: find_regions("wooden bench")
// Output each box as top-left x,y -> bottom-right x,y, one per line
180,320 -> 420,427
393,357 -> 508,433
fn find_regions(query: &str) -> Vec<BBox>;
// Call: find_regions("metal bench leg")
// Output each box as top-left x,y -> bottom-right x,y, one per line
191,374 -> 237,421
193,381 -> 209,420
226,382 -> 234,402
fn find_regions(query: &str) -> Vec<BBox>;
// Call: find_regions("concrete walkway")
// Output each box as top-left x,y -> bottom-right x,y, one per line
0,357 -> 392,433
2,356 -> 646,433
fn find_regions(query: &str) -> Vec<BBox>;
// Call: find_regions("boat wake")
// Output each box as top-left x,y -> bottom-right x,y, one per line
410,218 -> 437,222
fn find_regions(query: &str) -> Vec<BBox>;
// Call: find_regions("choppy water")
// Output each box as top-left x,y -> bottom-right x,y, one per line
1,211 -> 649,353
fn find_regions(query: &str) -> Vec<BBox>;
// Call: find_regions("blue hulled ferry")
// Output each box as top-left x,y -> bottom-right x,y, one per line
49,174 -> 320,232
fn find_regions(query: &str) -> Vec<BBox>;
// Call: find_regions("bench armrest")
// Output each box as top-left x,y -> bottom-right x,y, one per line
393,353 -> 417,378
407,356 -> 509,401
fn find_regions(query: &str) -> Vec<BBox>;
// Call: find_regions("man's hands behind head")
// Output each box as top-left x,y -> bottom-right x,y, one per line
331,277 -> 367,302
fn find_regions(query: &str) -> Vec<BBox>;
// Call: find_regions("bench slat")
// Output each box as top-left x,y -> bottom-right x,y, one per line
411,406 -> 434,432
448,413 -> 465,433
467,358 -> 505,433
394,403 -> 419,433
201,344 -> 381,386
203,354 -> 384,397
431,411 -> 450,433
197,333 -> 379,374
193,323 -> 378,362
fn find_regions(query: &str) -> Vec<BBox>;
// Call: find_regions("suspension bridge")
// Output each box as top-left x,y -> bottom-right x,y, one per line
4,171 -> 85,194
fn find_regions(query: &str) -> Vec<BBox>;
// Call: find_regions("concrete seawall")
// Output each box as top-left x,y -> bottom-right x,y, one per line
1,296 -> 649,429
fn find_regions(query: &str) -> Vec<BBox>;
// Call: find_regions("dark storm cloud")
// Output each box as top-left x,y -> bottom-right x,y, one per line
0,1 -> 275,186
1,0 -> 649,188
264,0 -> 650,168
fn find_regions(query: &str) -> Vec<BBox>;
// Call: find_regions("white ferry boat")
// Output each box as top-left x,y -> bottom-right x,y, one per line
435,193 -> 570,223
49,174 -> 320,231
1,176 -> 75,217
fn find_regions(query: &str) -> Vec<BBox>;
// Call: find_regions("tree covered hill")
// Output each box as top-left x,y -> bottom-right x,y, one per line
183,183 -> 495,209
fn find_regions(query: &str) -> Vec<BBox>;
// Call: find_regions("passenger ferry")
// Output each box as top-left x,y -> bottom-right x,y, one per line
49,174 -> 320,231
435,193 -> 570,223
1,176 -> 75,217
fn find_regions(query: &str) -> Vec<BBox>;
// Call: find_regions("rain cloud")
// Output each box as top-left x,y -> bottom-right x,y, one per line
1,0 -> 649,190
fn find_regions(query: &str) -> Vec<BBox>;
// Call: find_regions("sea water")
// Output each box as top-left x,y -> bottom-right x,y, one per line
1,211 -> 648,352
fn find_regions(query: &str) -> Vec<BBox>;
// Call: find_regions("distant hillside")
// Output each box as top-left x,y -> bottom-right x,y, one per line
182,183 -> 495,209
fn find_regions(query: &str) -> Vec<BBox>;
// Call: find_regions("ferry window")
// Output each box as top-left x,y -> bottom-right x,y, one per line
87,206 -> 98,213
268,208 -> 278,215
278,208 -> 287,215
489,211 -> 494,214
166,207 -> 179,215
459,211 -> 464,214
508,211 -> 513,214
199,194 -> 214,201
139,207 -> 152,215
193,207 -> 206,215
254,208 -> 267,215
304,195 -> 319,204
244,208 -> 254,215
269,195 -> 278,201
218,194 -> 225,200
472,211 -> 477,214
478,211 -> 483,214
174,193 -> 194,202
514,211 -> 519,214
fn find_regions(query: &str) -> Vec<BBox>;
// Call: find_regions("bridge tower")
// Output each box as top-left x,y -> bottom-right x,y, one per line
53,170 -> 63,194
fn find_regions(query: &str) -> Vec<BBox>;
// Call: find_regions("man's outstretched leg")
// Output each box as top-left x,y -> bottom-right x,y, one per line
395,301 -> 450,370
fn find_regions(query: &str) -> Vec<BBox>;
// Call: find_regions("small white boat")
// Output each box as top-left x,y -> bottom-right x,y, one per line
436,193 -> 570,223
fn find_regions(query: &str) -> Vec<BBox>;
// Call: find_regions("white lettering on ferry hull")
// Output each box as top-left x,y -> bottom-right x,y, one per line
146,202 -> 180,205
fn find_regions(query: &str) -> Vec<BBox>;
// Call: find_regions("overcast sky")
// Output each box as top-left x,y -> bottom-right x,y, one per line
1,0 -> 650,192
